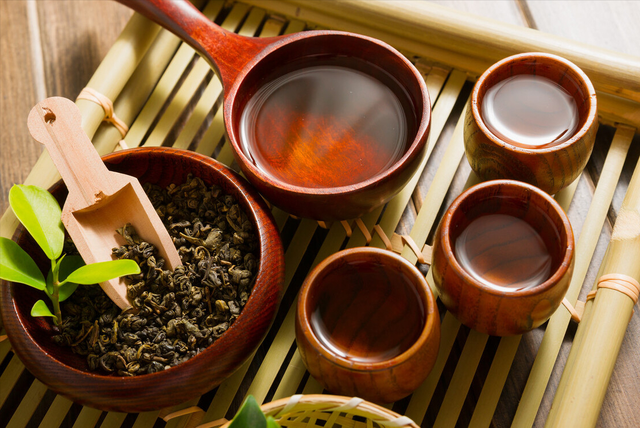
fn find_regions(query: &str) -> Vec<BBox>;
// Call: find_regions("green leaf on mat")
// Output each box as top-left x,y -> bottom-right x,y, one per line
65,259 -> 140,284
9,185 -> 64,260
0,237 -> 46,290
31,300 -> 55,318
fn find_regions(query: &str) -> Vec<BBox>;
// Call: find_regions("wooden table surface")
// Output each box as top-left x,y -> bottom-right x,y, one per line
1,1 -> 639,427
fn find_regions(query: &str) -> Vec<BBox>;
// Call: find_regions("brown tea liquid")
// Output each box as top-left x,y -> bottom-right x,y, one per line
310,260 -> 425,363
454,213 -> 552,290
482,75 -> 579,148
239,58 -> 413,188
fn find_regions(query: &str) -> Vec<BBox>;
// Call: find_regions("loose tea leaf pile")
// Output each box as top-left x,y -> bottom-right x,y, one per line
53,175 -> 259,375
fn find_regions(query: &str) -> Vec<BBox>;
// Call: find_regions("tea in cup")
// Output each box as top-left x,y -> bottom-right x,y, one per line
431,179 -> 574,336
464,52 -> 598,194
295,247 -> 440,403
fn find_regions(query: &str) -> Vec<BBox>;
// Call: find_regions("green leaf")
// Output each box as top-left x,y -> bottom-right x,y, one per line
65,259 -> 140,285
9,185 -> 64,260
266,416 -> 282,428
228,396 -> 268,428
58,282 -> 80,302
0,237 -> 46,290
47,255 -> 85,301
31,300 -> 55,318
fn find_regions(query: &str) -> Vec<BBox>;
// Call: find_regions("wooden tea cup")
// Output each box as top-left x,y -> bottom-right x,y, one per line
431,179 -> 574,336
295,247 -> 440,403
464,52 -> 598,195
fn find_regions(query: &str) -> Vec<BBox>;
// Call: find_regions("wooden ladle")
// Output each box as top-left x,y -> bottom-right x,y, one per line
27,97 -> 181,309
116,0 -> 431,221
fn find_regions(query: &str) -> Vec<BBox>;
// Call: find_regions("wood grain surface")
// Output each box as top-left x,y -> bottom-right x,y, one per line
1,1 -> 639,427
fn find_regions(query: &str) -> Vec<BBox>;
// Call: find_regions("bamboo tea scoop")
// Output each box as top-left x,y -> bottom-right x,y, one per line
27,97 -> 181,309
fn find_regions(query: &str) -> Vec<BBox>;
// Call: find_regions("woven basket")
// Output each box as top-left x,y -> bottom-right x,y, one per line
220,395 -> 419,428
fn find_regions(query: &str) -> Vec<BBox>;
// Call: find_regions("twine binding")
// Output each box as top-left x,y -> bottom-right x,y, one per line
562,273 -> 639,323
76,87 -> 129,147
327,218 -> 432,264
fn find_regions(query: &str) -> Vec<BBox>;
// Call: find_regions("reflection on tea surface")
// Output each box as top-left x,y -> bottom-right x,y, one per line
240,59 -> 411,188
482,75 -> 578,148
310,260 -> 425,363
454,213 -> 552,291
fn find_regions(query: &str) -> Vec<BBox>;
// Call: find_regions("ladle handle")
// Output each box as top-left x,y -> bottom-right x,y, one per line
28,97 -> 118,206
116,0 -> 271,89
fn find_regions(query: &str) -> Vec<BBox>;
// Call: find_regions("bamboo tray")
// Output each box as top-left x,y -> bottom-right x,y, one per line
1,1 -> 639,427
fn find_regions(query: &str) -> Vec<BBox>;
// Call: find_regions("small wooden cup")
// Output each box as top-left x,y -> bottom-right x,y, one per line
464,52 -> 598,194
295,247 -> 440,403
431,180 -> 574,336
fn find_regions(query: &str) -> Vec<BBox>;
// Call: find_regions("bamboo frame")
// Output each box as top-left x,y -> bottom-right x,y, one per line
241,0 -> 640,128
546,133 -> 640,427
2,1 -> 639,427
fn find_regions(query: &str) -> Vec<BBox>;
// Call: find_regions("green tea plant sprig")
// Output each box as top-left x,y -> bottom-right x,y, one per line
0,184 -> 140,327
229,395 -> 281,428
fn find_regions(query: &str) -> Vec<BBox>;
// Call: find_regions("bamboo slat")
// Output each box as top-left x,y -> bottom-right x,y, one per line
2,1 -> 639,427
240,0 -> 640,127
546,147 -> 640,427
6,379 -> 48,428
0,13 -> 162,239
512,125 -> 636,427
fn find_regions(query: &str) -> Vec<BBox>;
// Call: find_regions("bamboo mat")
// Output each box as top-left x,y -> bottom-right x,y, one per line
1,1 -> 638,427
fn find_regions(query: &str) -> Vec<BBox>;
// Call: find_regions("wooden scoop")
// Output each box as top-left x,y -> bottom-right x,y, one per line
27,97 -> 181,309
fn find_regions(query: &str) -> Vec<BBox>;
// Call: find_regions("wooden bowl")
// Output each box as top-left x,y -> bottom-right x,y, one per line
226,35 -> 432,221
295,247 -> 440,403
464,52 -> 598,194
0,147 -> 285,412
431,179 -> 574,336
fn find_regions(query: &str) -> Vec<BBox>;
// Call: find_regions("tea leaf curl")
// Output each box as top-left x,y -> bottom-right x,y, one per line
9,184 -> 64,260
0,237 -> 46,290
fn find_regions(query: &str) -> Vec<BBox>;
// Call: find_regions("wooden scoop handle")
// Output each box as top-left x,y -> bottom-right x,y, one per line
115,0 -> 272,90
28,97 -> 119,207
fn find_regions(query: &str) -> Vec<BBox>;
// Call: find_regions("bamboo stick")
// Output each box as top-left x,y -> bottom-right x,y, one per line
272,349 -> 308,401
37,395 -> 74,428
0,356 -> 25,408
240,0 -> 640,128
201,356 -> 254,423
468,335 -> 520,428
123,0 -> 225,149
404,312 -> 461,424
92,28 -> 183,155
512,125 -> 635,428
71,407 -> 102,428
244,0 -> 640,102
546,135 -> 640,428
0,13 -> 161,239
6,380 -> 48,428
434,330 -> 489,428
